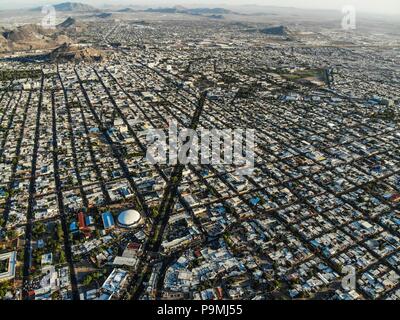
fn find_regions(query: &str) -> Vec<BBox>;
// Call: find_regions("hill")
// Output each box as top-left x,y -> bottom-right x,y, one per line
117,8 -> 134,13
48,43 -> 104,62
0,34 -> 7,51
188,8 -> 234,15
145,7 -> 179,14
4,24 -> 51,42
208,15 -> 224,20
0,24 -> 71,52
57,17 -> 77,29
144,7 -> 236,15
260,25 -> 289,36
94,13 -> 113,19
31,2 -> 96,12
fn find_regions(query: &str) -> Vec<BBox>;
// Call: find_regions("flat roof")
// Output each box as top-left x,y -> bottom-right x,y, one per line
0,251 -> 17,282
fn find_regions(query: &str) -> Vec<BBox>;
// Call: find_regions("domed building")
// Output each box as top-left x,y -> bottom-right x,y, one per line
117,209 -> 142,228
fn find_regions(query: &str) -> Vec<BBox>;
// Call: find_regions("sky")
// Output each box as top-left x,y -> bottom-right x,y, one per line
1,0 -> 400,15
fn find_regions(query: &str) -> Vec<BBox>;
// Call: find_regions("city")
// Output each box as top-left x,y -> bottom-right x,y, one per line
0,1 -> 399,303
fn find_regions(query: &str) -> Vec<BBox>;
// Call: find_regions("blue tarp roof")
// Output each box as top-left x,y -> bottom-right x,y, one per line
70,221 -> 78,232
250,197 -> 260,206
102,211 -> 115,229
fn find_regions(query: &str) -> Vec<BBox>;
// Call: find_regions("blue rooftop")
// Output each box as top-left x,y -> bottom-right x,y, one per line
102,211 -> 115,229
215,206 -> 226,214
70,221 -> 78,232
250,197 -> 260,206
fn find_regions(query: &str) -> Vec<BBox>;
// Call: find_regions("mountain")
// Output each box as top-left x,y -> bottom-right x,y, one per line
57,17 -> 77,29
3,24 -> 51,42
174,5 -> 187,11
117,8 -> 135,13
53,2 -> 96,12
48,43 -> 104,62
31,2 -> 96,12
187,8 -> 234,15
207,15 -> 224,20
0,24 -> 71,52
94,13 -> 113,19
0,34 -> 7,51
144,7 -> 236,15
145,7 -> 179,14
260,25 -> 289,36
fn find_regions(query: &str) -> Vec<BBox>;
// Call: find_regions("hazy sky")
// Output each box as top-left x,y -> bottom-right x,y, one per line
1,0 -> 400,15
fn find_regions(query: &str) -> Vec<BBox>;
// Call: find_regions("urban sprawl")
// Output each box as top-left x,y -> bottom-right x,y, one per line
0,4 -> 399,301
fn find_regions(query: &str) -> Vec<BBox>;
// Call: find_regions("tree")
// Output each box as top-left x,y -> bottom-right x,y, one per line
0,281 -> 12,298
67,176 -> 74,186
151,208 -> 160,219
56,223 -> 63,241
59,251 -> 66,264
94,229 -> 101,238
51,291 -> 60,300
83,275 -> 93,286
33,222 -> 46,238
6,229 -> 17,240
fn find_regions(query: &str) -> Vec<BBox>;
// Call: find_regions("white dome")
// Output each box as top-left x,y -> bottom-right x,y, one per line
118,209 -> 141,227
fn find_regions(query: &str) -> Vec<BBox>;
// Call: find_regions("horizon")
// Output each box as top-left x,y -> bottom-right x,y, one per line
0,0 -> 399,16
0,0 -> 399,307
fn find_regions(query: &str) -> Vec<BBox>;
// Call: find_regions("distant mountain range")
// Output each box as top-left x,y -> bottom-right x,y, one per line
27,3 -> 239,18
31,2 -> 97,12
207,15 -> 224,20
93,12 -> 113,19
144,6 -> 236,15
260,25 -> 289,36
117,8 -> 135,13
